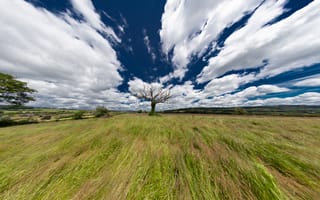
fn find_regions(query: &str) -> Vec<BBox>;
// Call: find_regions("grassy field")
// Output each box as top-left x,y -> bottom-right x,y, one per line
0,114 -> 319,199
1,108 -> 94,124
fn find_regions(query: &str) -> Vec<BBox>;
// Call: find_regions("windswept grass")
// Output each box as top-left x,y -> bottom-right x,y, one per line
0,114 -> 319,199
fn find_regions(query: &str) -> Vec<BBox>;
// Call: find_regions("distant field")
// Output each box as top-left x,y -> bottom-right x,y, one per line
1,108 -> 93,123
0,114 -> 319,199
164,105 -> 320,117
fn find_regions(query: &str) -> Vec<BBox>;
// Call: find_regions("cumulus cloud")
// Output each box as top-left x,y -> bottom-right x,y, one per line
293,75 -> 320,87
158,0 -> 320,109
18,79 -> 137,110
194,85 -> 290,107
245,92 -> 320,106
0,0 -> 124,109
198,0 -> 320,82
202,73 -> 256,97
160,0 -> 320,84
158,83 -> 290,109
160,0 -> 264,79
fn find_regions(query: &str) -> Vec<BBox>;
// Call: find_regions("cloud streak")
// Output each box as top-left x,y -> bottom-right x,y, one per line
0,0 -> 124,108
198,0 -> 320,82
70,0 -> 120,42
158,0 -> 320,109
160,0 -> 264,79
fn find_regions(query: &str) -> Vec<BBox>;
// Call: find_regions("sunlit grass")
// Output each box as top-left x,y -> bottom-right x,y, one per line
0,114 -> 319,199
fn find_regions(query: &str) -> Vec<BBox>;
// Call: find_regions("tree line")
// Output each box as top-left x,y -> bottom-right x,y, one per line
0,72 -> 36,106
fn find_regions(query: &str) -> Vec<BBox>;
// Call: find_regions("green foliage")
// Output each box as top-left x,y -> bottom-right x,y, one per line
0,115 -> 14,127
93,106 -> 109,118
234,107 -> 248,115
40,115 -> 52,120
0,72 -> 37,106
72,110 -> 85,120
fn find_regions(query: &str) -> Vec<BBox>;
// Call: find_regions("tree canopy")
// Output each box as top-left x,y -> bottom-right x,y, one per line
133,84 -> 171,115
0,72 -> 36,106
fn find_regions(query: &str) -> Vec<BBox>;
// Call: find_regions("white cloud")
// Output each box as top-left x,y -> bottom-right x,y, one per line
245,92 -> 320,106
0,0 -> 124,109
1,0 -> 318,110
131,78 -> 291,110
168,81 -> 201,106
158,83 -> 290,109
193,85 -> 290,107
70,0 -> 103,30
256,84 -> 290,94
143,30 -> 156,61
159,0 -> 320,109
70,0 -> 120,42
21,78 -> 139,110
160,75 -> 290,110
198,0 -> 320,83
160,0 -> 264,79
294,75 -> 320,87
128,77 -> 163,96
202,73 -> 256,97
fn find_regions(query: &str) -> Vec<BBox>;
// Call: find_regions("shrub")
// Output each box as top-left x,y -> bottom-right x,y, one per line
17,118 -> 38,125
72,111 -> 85,120
0,115 -> 15,127
234,108 -> 248,115
40,115 -> 51,120
94,106 -> 109,118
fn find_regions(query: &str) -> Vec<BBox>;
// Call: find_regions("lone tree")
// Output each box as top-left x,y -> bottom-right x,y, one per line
0,72 -> 36,106
133,84 -> 171,115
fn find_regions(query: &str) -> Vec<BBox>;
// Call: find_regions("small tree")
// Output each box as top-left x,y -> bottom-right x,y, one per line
0,72 -> 36,106
133,84 -> 171,115
234,107 -> 248,115
72,110 -> 85,120
94,106 -> 109,117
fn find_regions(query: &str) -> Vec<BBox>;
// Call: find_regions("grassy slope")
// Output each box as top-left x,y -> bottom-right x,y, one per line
0,114 -> 319,200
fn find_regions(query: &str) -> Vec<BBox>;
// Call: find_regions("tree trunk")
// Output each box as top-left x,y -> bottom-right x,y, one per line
150,102 -> 156,114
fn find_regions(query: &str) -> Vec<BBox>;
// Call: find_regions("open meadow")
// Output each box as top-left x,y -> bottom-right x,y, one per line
0,114 -> 319,199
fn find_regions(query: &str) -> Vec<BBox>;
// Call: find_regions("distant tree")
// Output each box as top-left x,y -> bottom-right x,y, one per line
0,72 -> 36,106
72,110 -> 85,120
0,115 -> 14,127
94,106 -> 109,117
132,84 -> 171,115
234,107 -> 248,115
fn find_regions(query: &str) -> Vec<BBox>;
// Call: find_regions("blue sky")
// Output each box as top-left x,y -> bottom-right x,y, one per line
0,0 -> 319,110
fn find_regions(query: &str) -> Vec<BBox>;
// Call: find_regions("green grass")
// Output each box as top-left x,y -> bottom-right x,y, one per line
0,114 -> 319,199
0,108 -> 106,126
